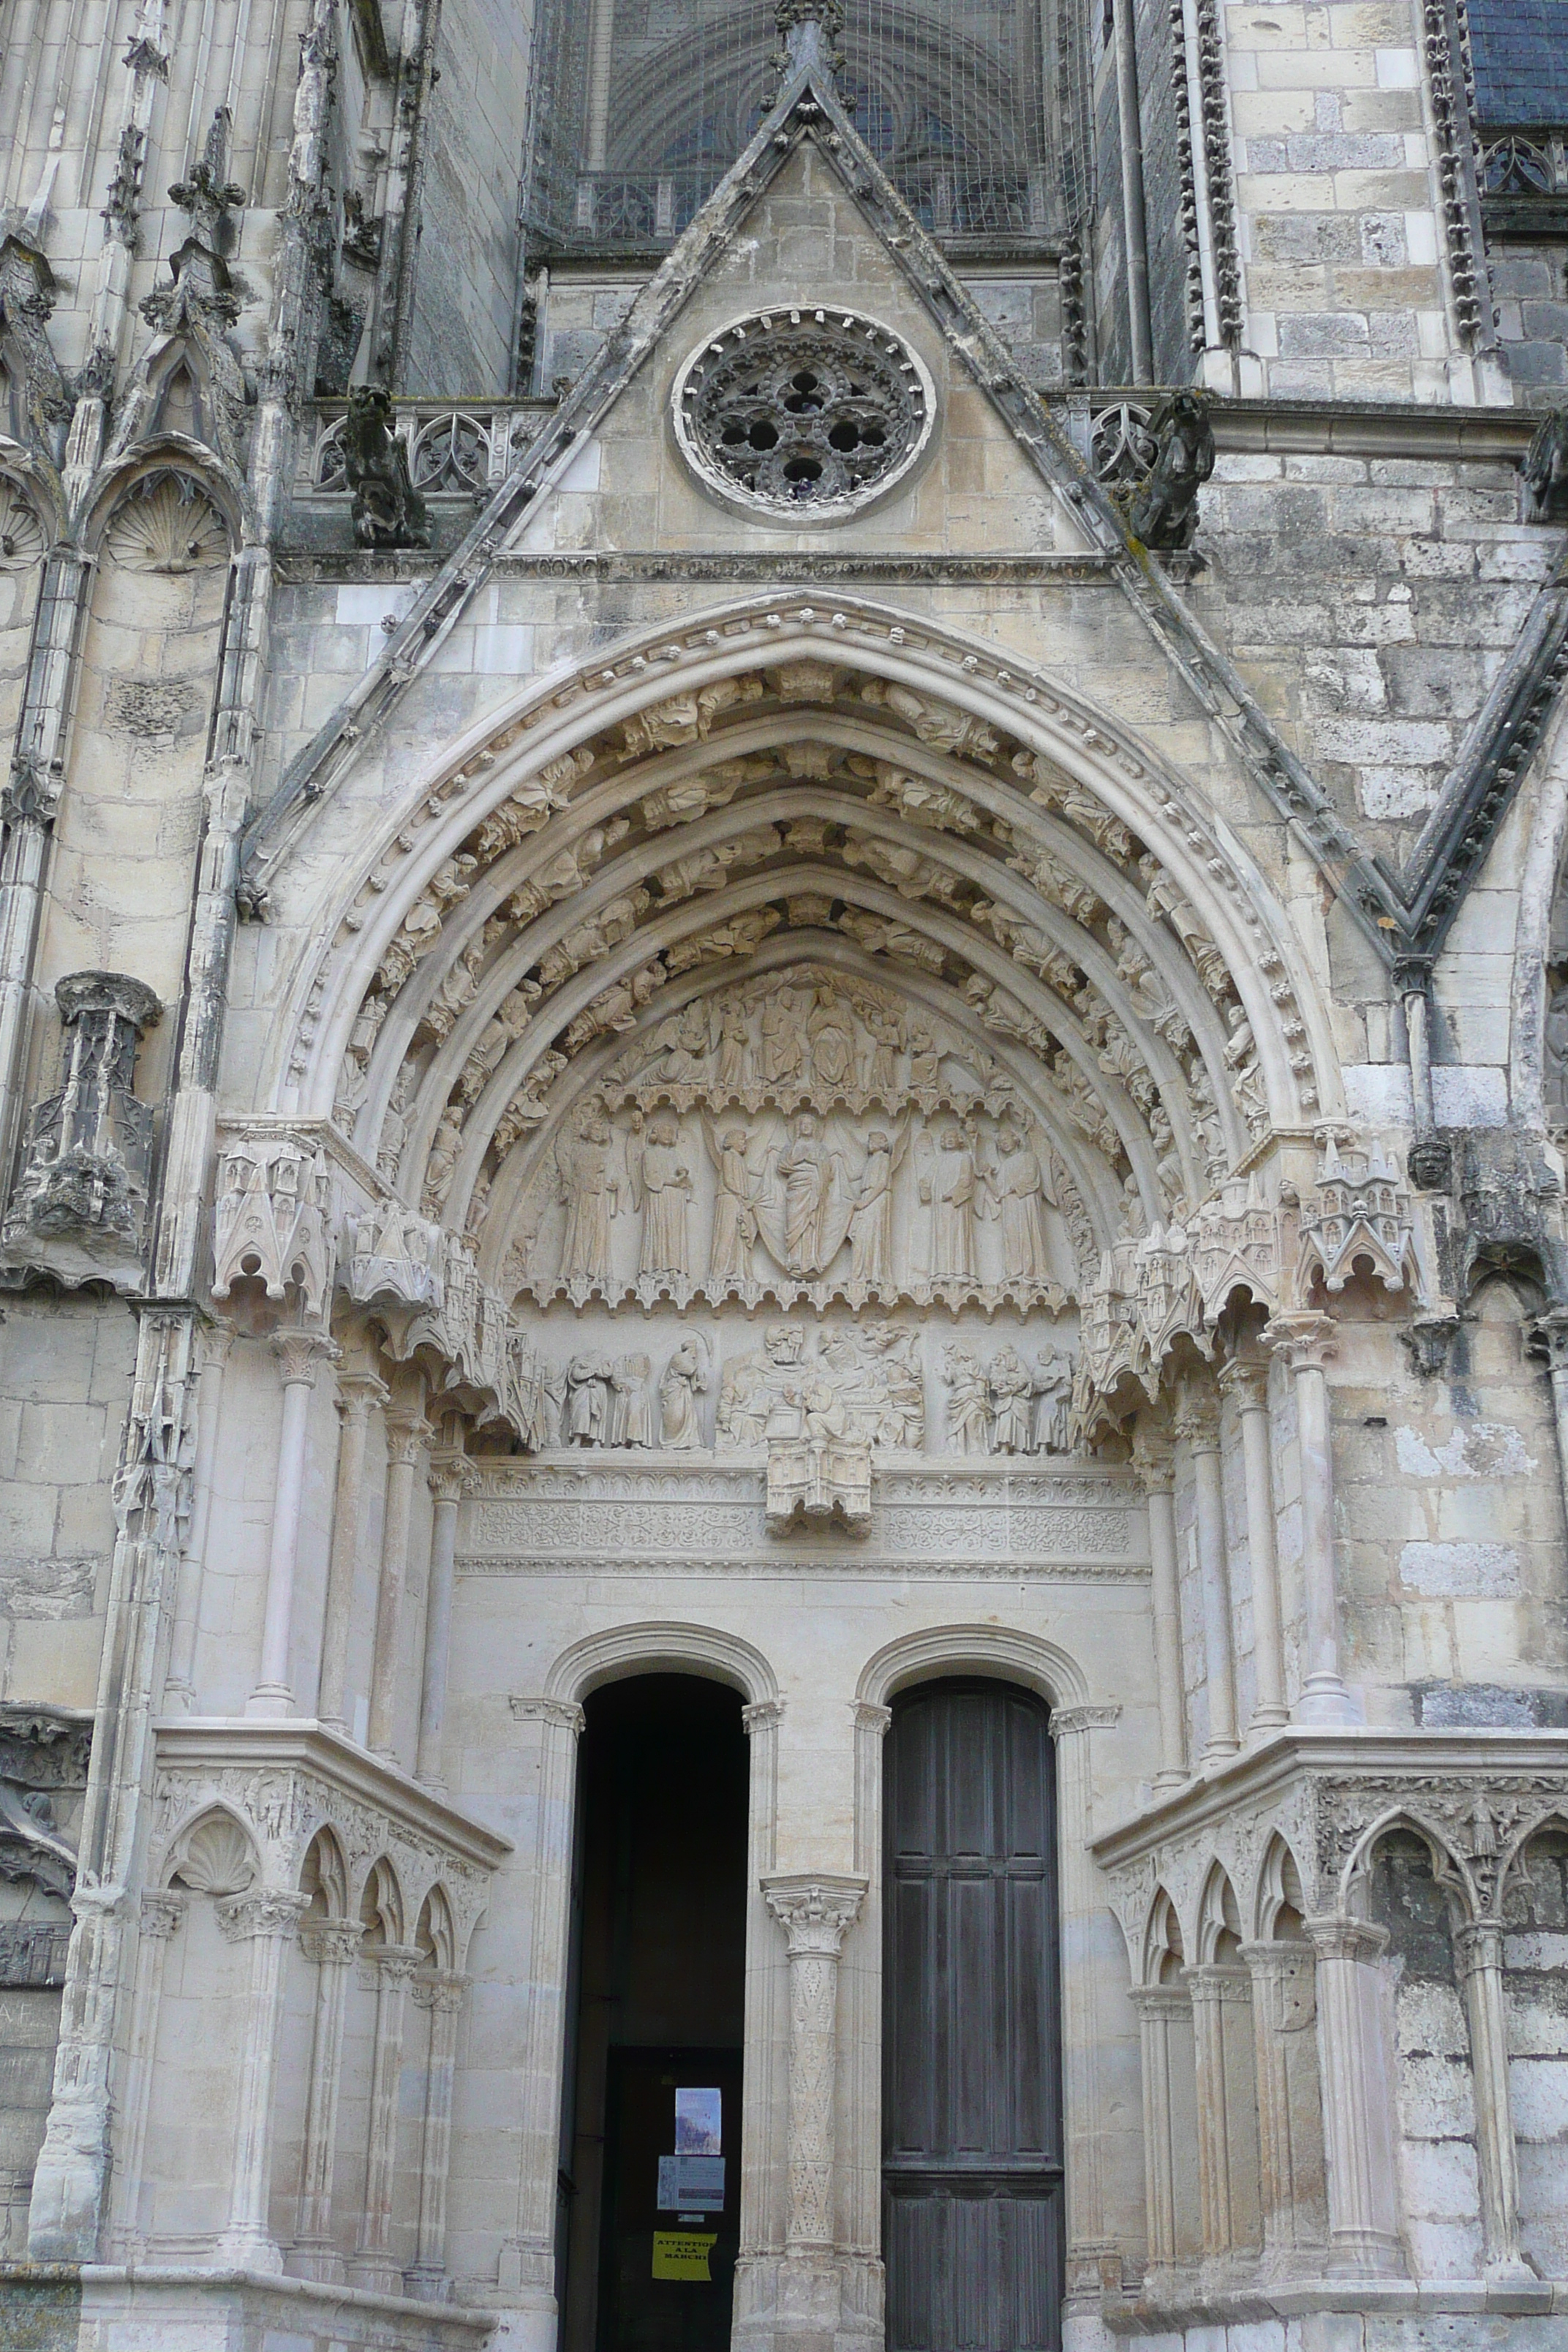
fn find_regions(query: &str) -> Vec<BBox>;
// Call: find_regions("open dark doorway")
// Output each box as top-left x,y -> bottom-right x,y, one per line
560,1674 -> 749,2352
883,1678 -> 1064,2352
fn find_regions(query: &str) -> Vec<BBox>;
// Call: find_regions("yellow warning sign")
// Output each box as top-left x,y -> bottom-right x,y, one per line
652,2230 -> 717,2282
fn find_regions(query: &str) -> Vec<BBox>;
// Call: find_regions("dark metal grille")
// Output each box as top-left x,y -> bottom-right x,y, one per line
521,0 -> 1058,252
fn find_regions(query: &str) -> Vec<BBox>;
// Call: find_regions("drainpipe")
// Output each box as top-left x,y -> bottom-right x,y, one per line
1112,0 -> 1155,381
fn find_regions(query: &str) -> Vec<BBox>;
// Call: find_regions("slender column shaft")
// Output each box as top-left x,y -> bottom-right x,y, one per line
1177,1390 -> 1238,1760
317,1369 -> 388,1733
216,1890 -> 310,2271
164,1322 -> 233,1711
1130,1987 -> 1186,2269
1456,1921 -> 1531,2282
415,1441 -> 471,1787
1052,1705 -> 1120,2296
1112,0 -> 1154,378
1305,1917 -> 1404,2277
366,1410 -> 427,1758
249,1331 -> 337,1716
350,1944 -> 421,2291
110,1893 -> 184,2253
1529,1314 -> 1568,1552
290,1918 -> 362,2280
762,1874 -> 865,2256
1134,1427 -> 1186,1787
740,1700 -> 788,2271
406,1972 -> 467,2295
500,1697 -> 584,2320
1240,1940 -> 1326,2269
1221,1359 -> 1289,1731
1266,1316 -> 1352,1723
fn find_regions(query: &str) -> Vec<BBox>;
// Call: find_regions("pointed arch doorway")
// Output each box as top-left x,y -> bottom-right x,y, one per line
883,1679 -> 1063,2352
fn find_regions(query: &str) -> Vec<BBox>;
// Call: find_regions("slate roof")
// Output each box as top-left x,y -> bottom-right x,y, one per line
1468,0 -> 1568,125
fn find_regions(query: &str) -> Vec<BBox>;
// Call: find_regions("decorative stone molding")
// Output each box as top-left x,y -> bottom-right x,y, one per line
765,1429 -> 872,1531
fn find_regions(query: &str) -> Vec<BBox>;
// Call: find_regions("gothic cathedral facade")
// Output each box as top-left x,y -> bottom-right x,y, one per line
1,0 -> 1568,2346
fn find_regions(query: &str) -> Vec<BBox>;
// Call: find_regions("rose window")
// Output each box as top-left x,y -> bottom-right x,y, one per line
674,308 -> 935,521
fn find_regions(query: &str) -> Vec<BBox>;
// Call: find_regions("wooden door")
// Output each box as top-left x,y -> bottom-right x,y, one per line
883,1681 -> 1063,2352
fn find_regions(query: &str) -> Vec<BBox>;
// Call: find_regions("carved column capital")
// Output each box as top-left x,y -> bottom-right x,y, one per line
507,1695 -> 586,1737
850,1699 -> 891,1737
216,1887 -> 310,1943
1131,1422 -> 1175,1493
1129,1982 -> 1191,2019
428,1447 -> 477,1506
1303,1914 -> 1387,1965
742,1698 -> 786,1734
1049,1703 -> 1120,1740
301,1915 -> 363,1967
371,1941 -> 424,1984
271,1328 -> 339,1388
412,1970 -> 469,2013
1263,1310 -> 1338,1373
1172,1384 -> 1219,1450
1218,1352 -> 1270,1411
763,1872 -> 866,1956
336,1365 -> 391,1420
384,1411 -> 431,1466
192,1319 -> 235,1379
139,1891 -> 186,1939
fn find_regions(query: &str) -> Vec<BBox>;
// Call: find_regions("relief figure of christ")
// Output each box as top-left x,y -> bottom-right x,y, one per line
633,1109 -> 694,1282
774,1109 -> 842,1275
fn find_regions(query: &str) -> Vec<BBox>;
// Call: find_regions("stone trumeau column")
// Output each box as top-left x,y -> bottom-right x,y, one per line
499,1696 -> 584,2350
761,1873 -> 866,2352
249,1328 -> 339,1715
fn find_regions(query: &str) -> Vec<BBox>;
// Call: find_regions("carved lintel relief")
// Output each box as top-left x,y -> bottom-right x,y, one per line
3,971 -> 162,1273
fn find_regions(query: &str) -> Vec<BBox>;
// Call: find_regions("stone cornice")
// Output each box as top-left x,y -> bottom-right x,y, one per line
152,1719 -> 513,1872
1090,1725 -> 1568,1872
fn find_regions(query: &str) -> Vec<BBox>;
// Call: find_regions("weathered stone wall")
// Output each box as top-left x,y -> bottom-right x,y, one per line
0,1296 -> 132,1708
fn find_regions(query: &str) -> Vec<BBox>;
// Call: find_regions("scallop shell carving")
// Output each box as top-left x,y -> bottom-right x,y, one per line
102,472 -> 229,573
0,478 -> 46,570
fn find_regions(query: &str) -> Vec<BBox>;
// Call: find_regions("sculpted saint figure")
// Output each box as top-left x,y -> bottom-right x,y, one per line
704,1117 -> 761,1287
660,1337 -> 708,1447
908,1022 -> 941,1090
942,1344 -> 992,1454
922,1123 -> 976,1283
1549,984 -> 1568,1114
717,998 -> 751,1092
777,1109 -> 837,1274
633,1109 -> 693,1283
806,988 -> 856,1092
557,1107 -> 619,1287
760,987 -> 804,1085
1032,1346 -> 1072,1454
657,1000 -> 711,1085
610,1354 -> 657,1447
990,1346 -> 1034,1454
864,1003 -> 902,1095
984,1121 -> 1054,1284
566,1353 -> 613,1444
848,1128 -> 896,1288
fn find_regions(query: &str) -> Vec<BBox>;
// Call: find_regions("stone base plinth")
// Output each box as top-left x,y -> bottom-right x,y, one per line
77,2266 -> 495,2351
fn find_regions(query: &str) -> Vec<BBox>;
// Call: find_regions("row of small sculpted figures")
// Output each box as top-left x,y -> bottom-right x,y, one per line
509,1324 -> 1075,1457
524,1103 -> 1063,1297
